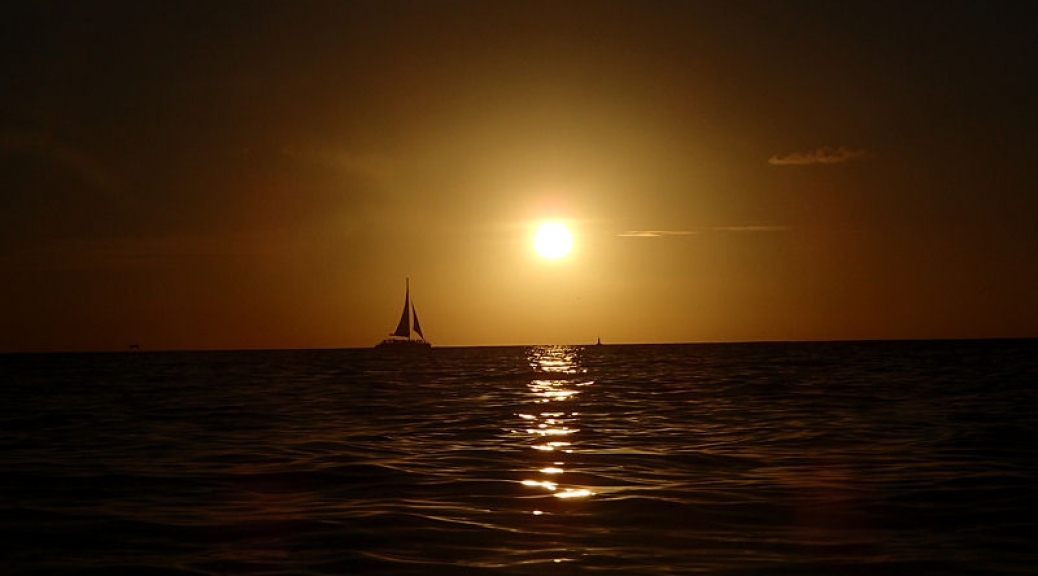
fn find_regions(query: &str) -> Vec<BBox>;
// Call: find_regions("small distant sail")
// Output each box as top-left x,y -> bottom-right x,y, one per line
392,279 -> 411,337
412,303 -> 425,340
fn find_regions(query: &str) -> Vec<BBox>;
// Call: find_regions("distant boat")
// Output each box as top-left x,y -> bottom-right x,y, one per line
375,278 -> 431,350
595,337 -> 602,346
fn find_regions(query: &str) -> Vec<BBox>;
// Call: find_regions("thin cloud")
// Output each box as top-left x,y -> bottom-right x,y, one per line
618,226 -> 789,237
711,225 -> 790,232
281,144 -> 395,187
2,230 -> 310,272
1,131 -> 121,194
616,230 -> 699,237
768,146 -> 870,166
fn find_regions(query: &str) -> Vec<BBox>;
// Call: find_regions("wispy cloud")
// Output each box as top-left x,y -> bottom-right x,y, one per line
1,230 -> 311,272
618,226 -> 789,237
711,225 -> 790,232
281,144 -> 395,187
616,230 -> 699,237
1,131 -> 121,194
768,146 -> 870,166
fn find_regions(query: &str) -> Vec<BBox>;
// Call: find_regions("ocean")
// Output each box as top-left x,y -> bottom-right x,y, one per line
2,340 -> 1037,575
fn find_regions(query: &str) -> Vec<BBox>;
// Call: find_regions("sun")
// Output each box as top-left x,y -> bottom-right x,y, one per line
533,222 -> 573,259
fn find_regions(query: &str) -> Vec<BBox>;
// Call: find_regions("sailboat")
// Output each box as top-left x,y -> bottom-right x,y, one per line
375,278 -> 431,350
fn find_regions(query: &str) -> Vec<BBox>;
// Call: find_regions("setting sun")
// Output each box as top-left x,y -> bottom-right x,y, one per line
533,222 -> 574,259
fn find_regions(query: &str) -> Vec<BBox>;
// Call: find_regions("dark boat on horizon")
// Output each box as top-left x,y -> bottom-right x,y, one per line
375,278 -> 431,350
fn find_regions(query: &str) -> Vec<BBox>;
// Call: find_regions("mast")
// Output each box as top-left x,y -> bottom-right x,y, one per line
391,278 -> 410,338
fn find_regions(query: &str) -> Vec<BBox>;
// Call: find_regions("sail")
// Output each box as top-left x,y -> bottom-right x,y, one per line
412,302 -> 424,340
392,280 -> 410,337
375,277 -> 431,349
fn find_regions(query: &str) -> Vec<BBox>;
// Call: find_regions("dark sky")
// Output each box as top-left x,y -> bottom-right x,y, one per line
2,1 -> 1036,351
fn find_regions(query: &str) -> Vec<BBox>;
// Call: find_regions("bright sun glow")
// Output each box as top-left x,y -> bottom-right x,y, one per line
533,222 -> 573,259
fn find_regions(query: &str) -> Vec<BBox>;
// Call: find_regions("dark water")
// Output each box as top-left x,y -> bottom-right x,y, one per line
2,340 -> 1037,575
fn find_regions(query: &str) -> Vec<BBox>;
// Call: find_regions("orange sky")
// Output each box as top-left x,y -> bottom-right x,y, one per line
2,1 -> 1037,351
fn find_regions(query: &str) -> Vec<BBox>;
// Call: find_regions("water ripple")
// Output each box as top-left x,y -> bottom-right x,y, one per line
2,340 -> 1037,574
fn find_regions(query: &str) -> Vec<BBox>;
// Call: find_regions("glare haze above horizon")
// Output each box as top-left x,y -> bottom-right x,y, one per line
2,1 -> 1036,352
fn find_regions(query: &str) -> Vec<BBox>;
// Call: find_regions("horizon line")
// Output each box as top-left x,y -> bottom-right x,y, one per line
4,335 -> 1035,355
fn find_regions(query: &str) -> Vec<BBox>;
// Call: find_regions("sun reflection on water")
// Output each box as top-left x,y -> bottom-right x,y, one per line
517,346 -> 597,504
555,488 -> 593,499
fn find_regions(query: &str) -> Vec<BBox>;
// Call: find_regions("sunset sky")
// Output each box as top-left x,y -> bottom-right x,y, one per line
3,1 -> 1036,351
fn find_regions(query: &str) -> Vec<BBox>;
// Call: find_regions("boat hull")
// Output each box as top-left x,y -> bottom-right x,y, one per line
374,339 -> 432,351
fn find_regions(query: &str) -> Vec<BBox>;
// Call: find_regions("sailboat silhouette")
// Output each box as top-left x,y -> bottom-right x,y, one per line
375,278 -> 431,350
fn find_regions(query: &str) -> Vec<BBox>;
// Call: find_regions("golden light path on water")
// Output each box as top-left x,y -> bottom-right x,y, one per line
516,346 -> 597,513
